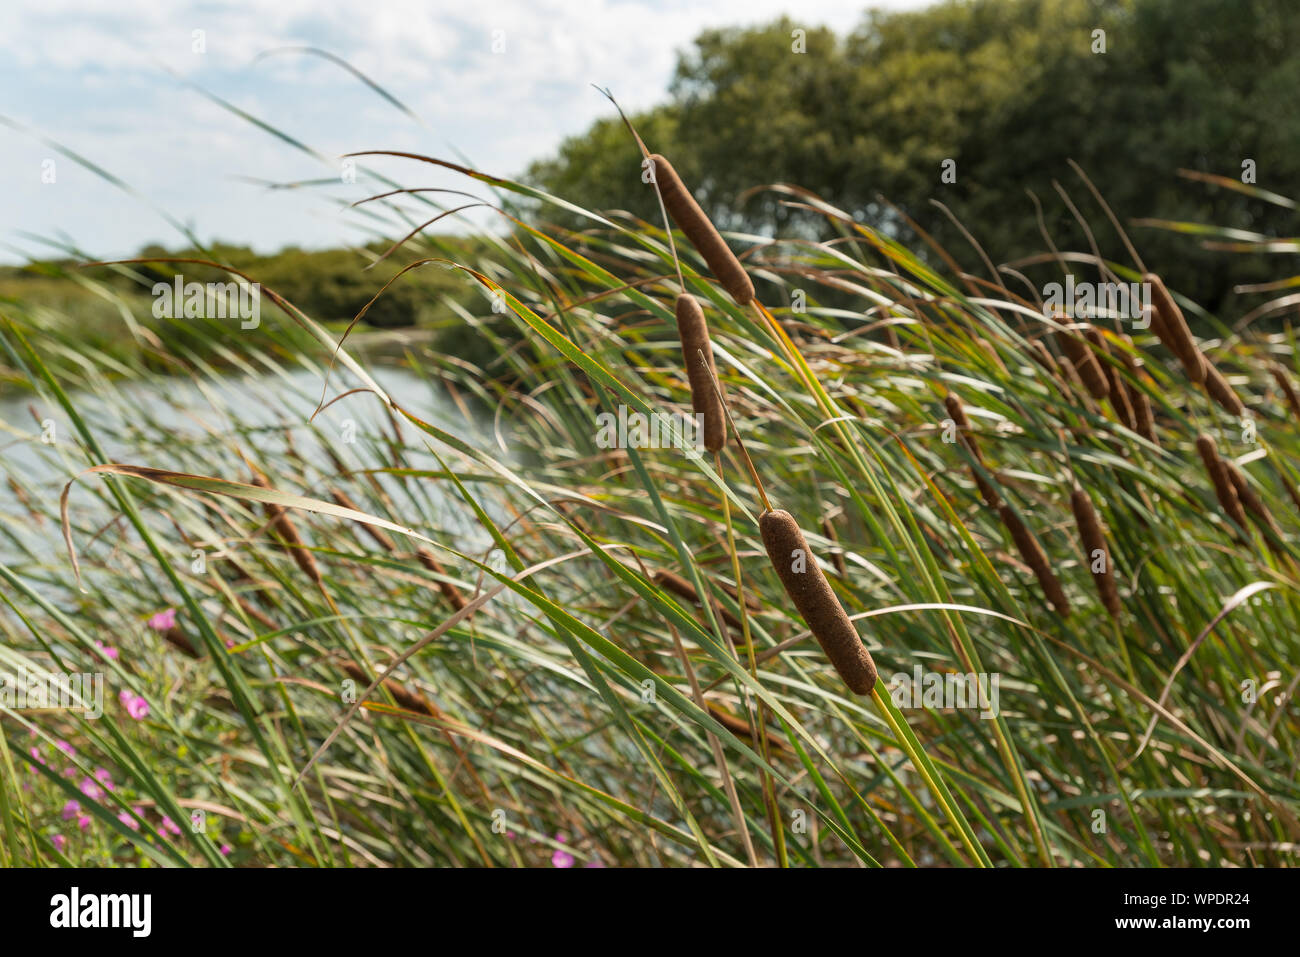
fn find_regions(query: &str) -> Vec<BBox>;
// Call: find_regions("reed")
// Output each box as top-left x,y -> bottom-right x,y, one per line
1203,363 -> 1245,417
1052,318 -> 1109,401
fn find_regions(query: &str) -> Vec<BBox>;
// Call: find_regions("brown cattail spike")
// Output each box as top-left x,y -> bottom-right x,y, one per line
759,509 -> 876,694
331,489 -> 398,553
650,154 -> 754,306
1226,462 -> 1282,539
653,569 -> 755,632
252,476 -> 323,585
1270,364 -> 1300,421
1203,363 -> 1245,417
675,294 -> 727,453
996,503 -> 1071,617
1195,434 -> 1248,527
1145,273 -> 1207,384
1117,334 -> 1158,443
1085,329 -> 1136,430
945,393 -> 1000,508
1052,317 -> 1109,401
1069,486 -> 1121,618
416,546 -> 468,612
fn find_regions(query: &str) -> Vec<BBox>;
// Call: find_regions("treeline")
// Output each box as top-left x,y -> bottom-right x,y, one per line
526,0 -> 1300,317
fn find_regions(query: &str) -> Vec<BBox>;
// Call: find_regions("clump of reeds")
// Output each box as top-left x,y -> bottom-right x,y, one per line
1194,434 -> 1248,526
650,154 -> 754,306
759,508 -> 877,694
1145,273 -> 1207,383
1069,485 -> 1121,618
251,475 -> 323,585
675,294 -> 727,452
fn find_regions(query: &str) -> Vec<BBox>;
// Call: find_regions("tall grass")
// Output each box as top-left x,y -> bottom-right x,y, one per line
2,88 -> 1299,868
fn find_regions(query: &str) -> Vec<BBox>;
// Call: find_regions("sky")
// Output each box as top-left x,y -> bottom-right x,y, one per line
0,0 -> 928,264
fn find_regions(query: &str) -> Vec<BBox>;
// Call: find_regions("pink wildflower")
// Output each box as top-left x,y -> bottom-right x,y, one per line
550,833 -> 574,869
147,608 -> 178,631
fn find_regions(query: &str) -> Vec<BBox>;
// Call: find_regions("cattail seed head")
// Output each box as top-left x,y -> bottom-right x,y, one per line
650,154 -> 754,306
759,509 -> 877,694
1203,363 -> 1245,416
1117,334 -> 1158,442
996,503 -> 1071,617
653,568 -> 754,632
331,488 -> 398,553
1226,461 -> 1281,539
1270,363 -> 1300,421
252,475 -> 323,586
675,294 -> 727,453
1052,317 -> 1109,401
1069,486 -> 1121,618
1195,434 -> 1248,526
944,392 -> 1000,508
1145,273 -> 1207,384
416,546 -> 467,612
1085,329 -> 1137,430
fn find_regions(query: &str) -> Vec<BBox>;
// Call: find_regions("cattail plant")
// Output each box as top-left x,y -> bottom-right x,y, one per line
1069,485 -> 1121,618
1145,273 -> 1207,384
759,508 -> 877,694
331,488 -> 399,553
996,503 -> 1071,617
650,154 -> 754,306
251,475 -> 323,586
1195,434 -> 1248,527
675,294 -> 727,452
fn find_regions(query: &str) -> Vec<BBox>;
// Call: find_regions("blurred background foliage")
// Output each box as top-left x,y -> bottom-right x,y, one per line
526,0 -> 1300,317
